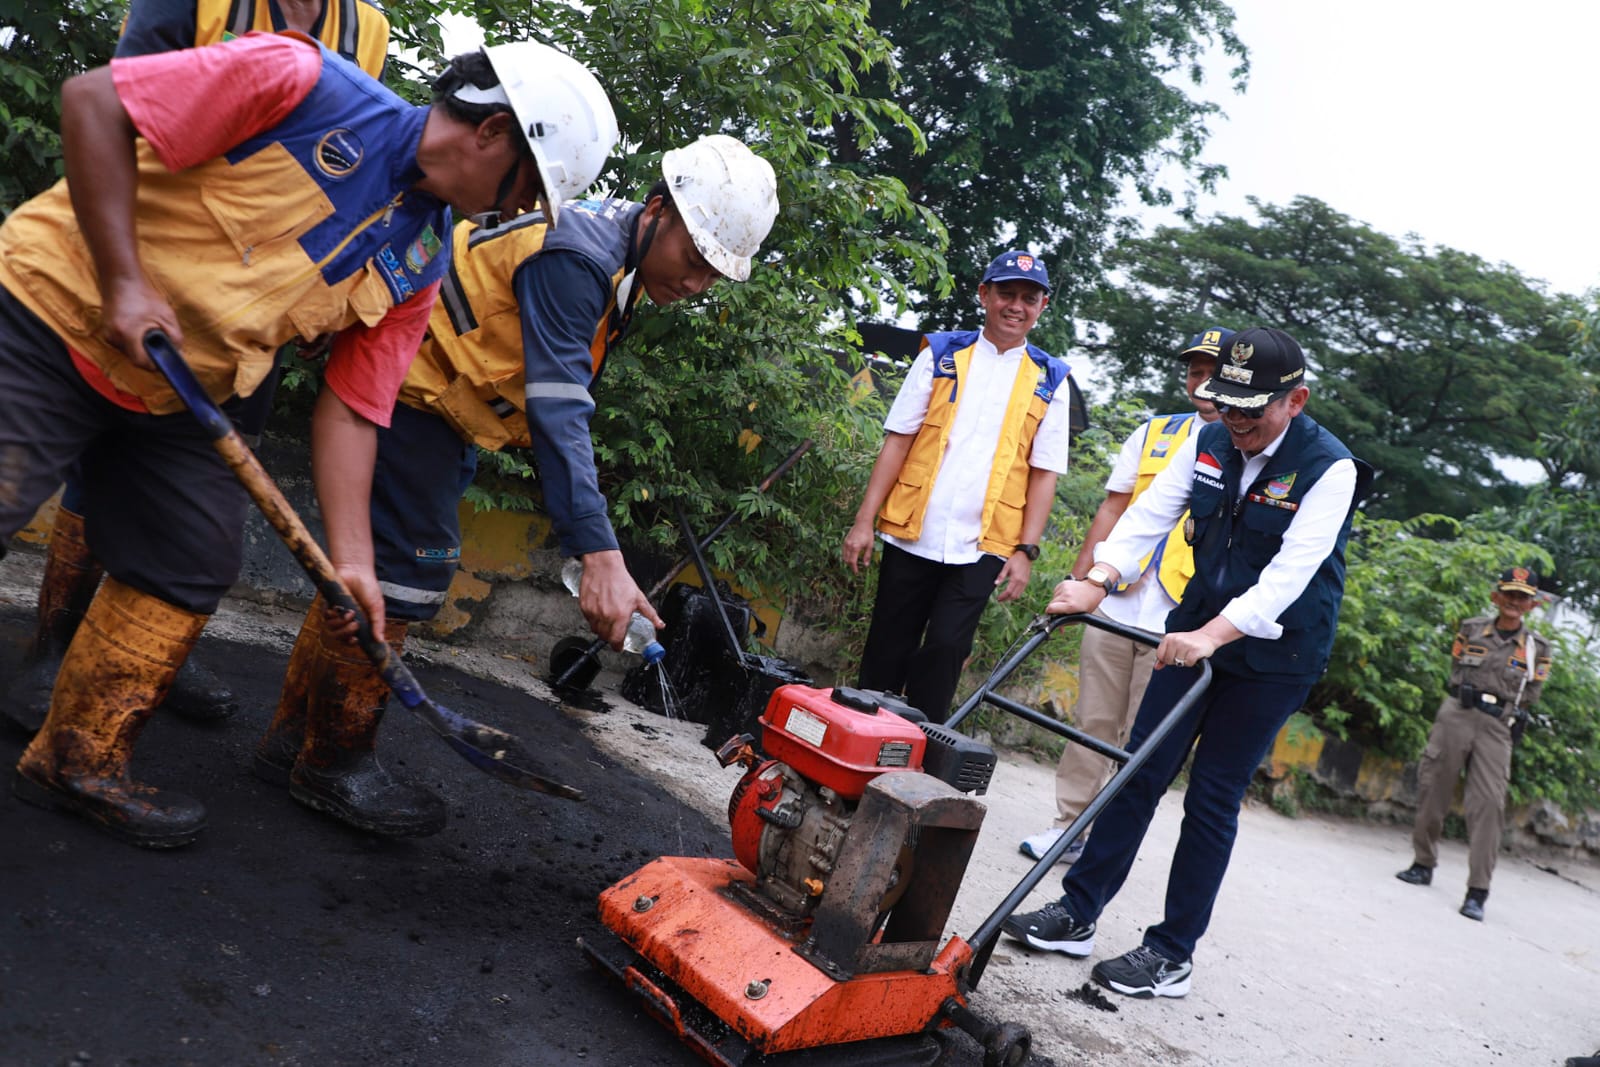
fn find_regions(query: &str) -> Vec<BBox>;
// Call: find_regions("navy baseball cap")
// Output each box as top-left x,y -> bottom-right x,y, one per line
1180,326 -> 1235,361
980,249 -> 1051,294
1194,326 -> 1306,410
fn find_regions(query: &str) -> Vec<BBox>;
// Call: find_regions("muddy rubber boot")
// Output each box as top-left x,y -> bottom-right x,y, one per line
3,506 -> 104,736
162,655 -> 239,724
289,617 -> 447,838
252,597 -> 328,786
13,578 -> 208,848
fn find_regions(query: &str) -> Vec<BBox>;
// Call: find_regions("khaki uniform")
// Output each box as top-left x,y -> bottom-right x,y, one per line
1411,616 -> 1551,890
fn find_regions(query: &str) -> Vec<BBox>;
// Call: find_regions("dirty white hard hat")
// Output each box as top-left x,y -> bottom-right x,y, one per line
479,41 -> 618,228
660,135 -> 779,282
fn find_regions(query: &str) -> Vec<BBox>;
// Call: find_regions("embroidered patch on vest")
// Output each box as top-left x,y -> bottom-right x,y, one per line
406,224 -> 442,273
314,128 -> 365,179
1265,472 -> 1296,499
1194,451 -> 1225,490
376,244 -> 415,301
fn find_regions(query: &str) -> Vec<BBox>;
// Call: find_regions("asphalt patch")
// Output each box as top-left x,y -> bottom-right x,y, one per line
0,607 -> 1044,1067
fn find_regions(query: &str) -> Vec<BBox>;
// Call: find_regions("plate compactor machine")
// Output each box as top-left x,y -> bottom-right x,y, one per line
579,683 -> 1030,1067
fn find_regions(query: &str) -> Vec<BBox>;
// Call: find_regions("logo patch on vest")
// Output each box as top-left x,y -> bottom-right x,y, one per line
1265,473 -> 1296,499
376,245 -> 415,301
937,351 -> 957,374
1194,451 -> 1224,490
1152,438 -> 1171,457
314,128 -> 365,179
405,224 -> 442,273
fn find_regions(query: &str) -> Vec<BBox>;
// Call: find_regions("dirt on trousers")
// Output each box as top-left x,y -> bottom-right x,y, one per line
0,600 -> 1032,1067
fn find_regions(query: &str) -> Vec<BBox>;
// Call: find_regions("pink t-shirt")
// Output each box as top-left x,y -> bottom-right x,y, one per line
112,32 -> 323,171
96,32 -> 436,426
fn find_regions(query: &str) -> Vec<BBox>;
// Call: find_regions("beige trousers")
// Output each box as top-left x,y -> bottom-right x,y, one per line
1410,696 -> 1513,892
1053,613 -> 1159,826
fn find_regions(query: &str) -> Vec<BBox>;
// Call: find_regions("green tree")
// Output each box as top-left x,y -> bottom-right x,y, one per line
1081,196 -> 1587,519
0,1 -> 120,213
378,0 -> 948,605
1309,514 -> 1600,809
831,0 -> 1248,354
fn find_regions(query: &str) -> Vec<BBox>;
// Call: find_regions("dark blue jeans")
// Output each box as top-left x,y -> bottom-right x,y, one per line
1059,661 -> 1310,963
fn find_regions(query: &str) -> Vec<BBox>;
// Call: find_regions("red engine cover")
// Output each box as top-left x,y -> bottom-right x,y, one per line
758,685 -> 926,800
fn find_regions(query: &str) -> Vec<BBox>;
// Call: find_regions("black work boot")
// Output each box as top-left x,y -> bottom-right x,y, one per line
1459,888 -> 1487,922
3,506 -> 103,736
289,616 -> 446,838
14,579 -> 208,848
1395,863 -> 1433,886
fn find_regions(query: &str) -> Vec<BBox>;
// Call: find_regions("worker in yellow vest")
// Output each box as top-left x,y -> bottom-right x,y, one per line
249,136 -> 780,837
1,33 -> 618,848
843,250 -> 1072,723
5,0 -> 392,735
1019,327 -> 1233,864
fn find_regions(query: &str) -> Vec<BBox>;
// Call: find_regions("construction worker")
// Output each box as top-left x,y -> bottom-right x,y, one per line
5,0 -> 392,736
0,33 -> 618,848
843,250 -> 1072,722
250,135 -> 780,837
1395,566 -> 1552,922
1019,326 -> 1233,865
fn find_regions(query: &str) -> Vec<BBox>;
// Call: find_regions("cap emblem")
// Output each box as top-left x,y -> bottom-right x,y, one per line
1017,255 -> 1034,272
1230,341 -> 1254,364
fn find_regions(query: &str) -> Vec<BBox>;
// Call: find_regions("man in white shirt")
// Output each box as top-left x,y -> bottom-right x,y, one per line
842,249 -> 1072,722
1003,327 -> 1371,999
1019,326 -> 1233,865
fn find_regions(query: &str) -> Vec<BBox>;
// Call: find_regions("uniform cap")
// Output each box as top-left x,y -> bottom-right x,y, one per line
1497,566 -> 1539,596
1193,326 -> 1306,410
1180,326 -> 1235,361
980,249 -> 1051,294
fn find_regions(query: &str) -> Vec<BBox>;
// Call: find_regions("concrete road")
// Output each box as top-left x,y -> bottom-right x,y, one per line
1,549 -> 1596,1066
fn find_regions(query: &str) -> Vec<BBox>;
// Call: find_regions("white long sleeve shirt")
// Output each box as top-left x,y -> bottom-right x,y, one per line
1093,422 -> 1357,640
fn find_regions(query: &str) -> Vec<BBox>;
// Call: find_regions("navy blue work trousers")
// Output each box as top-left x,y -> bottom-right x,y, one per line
1059,660 -> 1310,963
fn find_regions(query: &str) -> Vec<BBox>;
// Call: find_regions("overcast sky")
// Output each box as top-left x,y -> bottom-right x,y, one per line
1140,0 -> 1600,297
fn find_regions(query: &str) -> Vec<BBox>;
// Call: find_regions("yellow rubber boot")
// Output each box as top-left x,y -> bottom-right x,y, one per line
288,612 -> 446,838
252,596 -> 328,786
14,578 -> 208,848
3,506 -> 104,735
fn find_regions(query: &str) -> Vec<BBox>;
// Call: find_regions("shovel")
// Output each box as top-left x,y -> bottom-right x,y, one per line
142,330 -> 582,800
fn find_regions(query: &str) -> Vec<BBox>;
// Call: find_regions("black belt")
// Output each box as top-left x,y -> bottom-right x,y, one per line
1448,683 -> 1511,719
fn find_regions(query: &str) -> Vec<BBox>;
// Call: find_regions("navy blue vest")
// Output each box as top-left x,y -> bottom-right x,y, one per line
1168,414 -> 1368,683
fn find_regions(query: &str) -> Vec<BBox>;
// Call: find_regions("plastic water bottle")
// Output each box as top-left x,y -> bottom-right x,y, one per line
560,558 -> 666,665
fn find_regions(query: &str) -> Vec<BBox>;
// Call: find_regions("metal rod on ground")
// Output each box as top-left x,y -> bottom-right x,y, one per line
550,439 -> 811,689
142,330 -> 582,800
674,503 -> 749,665
956,613 -> 1211,986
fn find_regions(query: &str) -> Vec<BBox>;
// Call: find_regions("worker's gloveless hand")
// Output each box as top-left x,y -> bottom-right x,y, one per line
105,276 -> 183,370
579,549 -> 662,650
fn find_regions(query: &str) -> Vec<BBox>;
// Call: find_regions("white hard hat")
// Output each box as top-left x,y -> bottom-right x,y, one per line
660,135 -> 779,282
480,42 -> 618,228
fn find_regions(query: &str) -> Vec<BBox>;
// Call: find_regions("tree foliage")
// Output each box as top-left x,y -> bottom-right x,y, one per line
0,1 -> 120,214
1080,196 -> 1587,519
1309,514 -> 1600,809
831,0 -> 1247,356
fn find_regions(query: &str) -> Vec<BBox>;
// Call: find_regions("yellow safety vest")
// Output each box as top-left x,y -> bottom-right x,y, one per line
877,335 -> 1066,556
399,203 -> 636,450
1128,412 -> 1199,602
193,0 -> 388,75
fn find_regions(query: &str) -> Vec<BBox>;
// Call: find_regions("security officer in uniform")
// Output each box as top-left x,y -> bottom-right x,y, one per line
250,136 -> 780,837
1396,566 -> 1552,922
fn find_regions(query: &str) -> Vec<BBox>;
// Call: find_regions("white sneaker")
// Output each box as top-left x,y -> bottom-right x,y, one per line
1019,828 -> 1087,864
1019,828 -> 1064,860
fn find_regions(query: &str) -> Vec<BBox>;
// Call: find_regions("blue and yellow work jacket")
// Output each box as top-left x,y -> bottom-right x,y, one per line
876,330 -> 1070,557
120,0 -> 389,74
0,39 -> 448,415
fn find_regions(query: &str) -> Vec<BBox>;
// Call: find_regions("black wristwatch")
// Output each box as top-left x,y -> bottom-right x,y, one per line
1014,543 -> 1040,561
